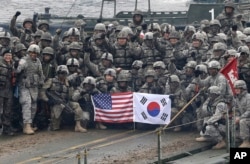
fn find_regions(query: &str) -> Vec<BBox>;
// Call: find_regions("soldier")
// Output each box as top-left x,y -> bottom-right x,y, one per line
0,49 -> 15,135
98,68 -> 117,93
186,32 -> 209,64
41,47 -> 56,81
30,30 -> 44,45
141,32 -> 162,71
66,58 -> 85,90
38,32 -> 52,52
216,1 -> 243,34
196,86 -> 228,150
153,61 -> 168,94
10,11 -> 36,38
72,76 -> 102,130
222,49 -> 239,66
127,60 -> 144,92
74,19 -> 88,43
238,45 -> 250,79
37,20 -> 50,33
192,60 -> 233,100
15,44 -> 44,135
233,80 -> 250,147
115,73 -> 132,93
129,9 -> 144,34
0,31 -> 11,56
183,25 -> 196,44
208,19 -> 221,44
165,75 -> 187,132
111,31 -> 142,70
186,64 -> 208,131
158,23 -> 175,47
208,42 -> 227,66
40,65 -> 86,132
13,43 -> 27,63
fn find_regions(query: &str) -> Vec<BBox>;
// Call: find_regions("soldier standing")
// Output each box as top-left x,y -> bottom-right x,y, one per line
0,49 -> 15,135
15,44 -> 44,135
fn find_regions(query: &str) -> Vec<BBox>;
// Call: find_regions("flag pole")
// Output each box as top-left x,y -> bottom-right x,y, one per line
160,88 -> 204,131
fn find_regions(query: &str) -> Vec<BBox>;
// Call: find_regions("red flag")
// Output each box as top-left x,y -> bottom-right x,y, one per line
220,58 -> 238,95
92,92 -> 133,123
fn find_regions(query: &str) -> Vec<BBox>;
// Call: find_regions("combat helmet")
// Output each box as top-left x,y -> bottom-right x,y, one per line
195,64 -> 207,73
117,31 -> 128,39
224,1 -> 235,10
32,30 -> 44,38
41,32 -> 52,41
208,60 -> 221,69
56,65 -> 69,75
148,23 -> 161,32
38,20 -> 50,30
69,42 -> 81,50
0,31 -> 11,40
104,68 -> 116,78
66,58 -> 80,67
161,23 -> 175,33
121,27 -> 133,36
213,42 -> 227,51
132,60 -> 143,68
184,25 -> 196,34
82,76 -> 96,87
144,69 -> 155,78
15,43 -> 27,53
74,19 -> 86,28
27,44 -> 40,54
243,27 -> 250,36
94,23 -> 106,32
153,61 -> 166,69
209,19 -> 221,27
169,75 -> 180,83
234,80 -> 247,90
42,47 -> 54,56
208,86 -> 221,95
144,32 -> 154,40
169,31 -> 180,39
192,32 -> 204,43
101,52 -> 113,62
185,61 -> 197,69
68,27 -> 80,36
238,45 -> 250,56
23,18 -> 33,28
117,73 -> 129,82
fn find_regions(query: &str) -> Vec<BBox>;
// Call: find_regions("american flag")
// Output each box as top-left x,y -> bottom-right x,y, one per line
91,92 -> 133,123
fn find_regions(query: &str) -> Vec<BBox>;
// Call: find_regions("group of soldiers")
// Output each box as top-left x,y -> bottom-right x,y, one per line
0,1 -> 249,149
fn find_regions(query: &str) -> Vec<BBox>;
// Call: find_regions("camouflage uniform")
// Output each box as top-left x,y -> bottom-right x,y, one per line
110,31 -> 142,70
15,45 -> 44,134
216,2 -> 243,34
0,32 -> 12,56
72,76 -> 101,129
40,65 -> 86,132
0,50 -> 14,135
196,86 -> 228,150
233,80 -> 250,147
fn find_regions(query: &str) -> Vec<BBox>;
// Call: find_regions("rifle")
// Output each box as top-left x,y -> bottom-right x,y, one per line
46,91 -> 74,114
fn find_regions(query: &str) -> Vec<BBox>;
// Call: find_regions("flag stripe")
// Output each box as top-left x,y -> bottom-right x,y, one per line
92,92 -> 133,123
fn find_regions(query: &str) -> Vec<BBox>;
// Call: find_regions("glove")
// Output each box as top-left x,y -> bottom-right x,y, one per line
194,70 -> 202,77
100,33 -> 106,39
25,28 -> 31,34
15,11 -> 21,17
130,35 -> 137,42
141,23 -> 147,30
56,28 -> 62,35
201,123 -> 207,134
14,61 -> 19,69
232,25 -> 237,32
191,52 -> 196,58
169,94 -> 176,101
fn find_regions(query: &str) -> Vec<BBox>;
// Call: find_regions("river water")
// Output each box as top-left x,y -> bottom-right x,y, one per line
0,0 -> 189,23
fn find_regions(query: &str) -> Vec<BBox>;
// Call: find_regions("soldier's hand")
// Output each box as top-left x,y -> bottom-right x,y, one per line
130,35 -> 137,42
25,28 -> 32,34
15,11 -> 21,17
14,61 -> 19,69
232,25 -> 237,32
56,28 -> 62,35
141,23 -> 147,30
194,70 -> 202,77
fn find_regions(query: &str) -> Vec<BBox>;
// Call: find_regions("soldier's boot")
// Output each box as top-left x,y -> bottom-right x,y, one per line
75,121 -> 87,133
96,122 -> 107,130
23,123 -> 35,135
239,140 -> 250,148
195,136 -> 211,142
50,118 -> 60,131
212,140 -> 226,149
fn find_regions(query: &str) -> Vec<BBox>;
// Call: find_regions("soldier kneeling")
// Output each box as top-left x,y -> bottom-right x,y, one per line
40,65 -> 86,132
